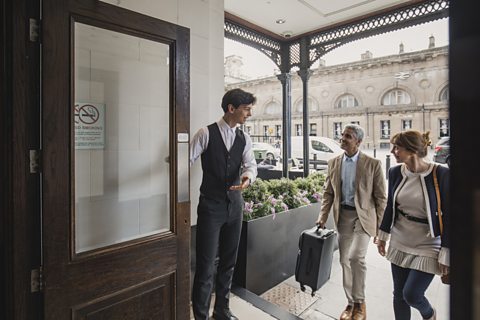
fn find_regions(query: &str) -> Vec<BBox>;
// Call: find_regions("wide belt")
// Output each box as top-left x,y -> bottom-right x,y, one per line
397,208 -> 429,224
341,204 -> 356,211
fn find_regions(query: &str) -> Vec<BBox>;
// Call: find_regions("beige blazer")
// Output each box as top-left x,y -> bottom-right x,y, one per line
319,151 -> 387,237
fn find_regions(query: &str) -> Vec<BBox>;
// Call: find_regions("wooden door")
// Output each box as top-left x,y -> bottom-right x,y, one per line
42,0 -> 190,318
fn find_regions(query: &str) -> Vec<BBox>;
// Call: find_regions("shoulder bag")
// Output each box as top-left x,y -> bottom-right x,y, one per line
433,165 -> 449,285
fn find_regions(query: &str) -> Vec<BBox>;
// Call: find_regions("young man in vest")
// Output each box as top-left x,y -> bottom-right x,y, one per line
190,88 -> 257,320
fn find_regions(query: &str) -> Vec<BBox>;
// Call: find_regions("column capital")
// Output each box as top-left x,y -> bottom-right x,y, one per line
276,72 -> 291,84
297,68 -> 312,81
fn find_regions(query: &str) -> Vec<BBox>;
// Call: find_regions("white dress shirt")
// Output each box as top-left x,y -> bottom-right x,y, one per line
190,117 -> 257,182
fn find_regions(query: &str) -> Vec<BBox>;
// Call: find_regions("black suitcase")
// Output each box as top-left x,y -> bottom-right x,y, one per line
295,226 -> 336,296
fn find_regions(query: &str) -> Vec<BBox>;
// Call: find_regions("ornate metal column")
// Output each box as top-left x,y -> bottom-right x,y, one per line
298,69 -> 311,176
297,37 -> 312,177
277,72 -> 292,177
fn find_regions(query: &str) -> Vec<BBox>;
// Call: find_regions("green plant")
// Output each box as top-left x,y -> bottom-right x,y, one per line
242,172 -> 325,221
294,171 -> 325,203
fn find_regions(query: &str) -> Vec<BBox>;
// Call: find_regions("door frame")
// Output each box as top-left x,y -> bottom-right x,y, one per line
2,0 -> 191,318
1,0 -> 42,319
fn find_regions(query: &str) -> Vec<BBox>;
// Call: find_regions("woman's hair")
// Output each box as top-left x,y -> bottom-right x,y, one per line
390,130 -> 432,158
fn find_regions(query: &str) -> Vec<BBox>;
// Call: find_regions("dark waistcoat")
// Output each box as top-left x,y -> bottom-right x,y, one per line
200,123 -> 246,201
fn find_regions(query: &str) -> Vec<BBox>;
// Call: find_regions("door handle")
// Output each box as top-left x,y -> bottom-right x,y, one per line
177,133 -> 189,203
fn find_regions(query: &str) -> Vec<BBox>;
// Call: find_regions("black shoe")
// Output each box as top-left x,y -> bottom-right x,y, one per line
212,308 -> 238,320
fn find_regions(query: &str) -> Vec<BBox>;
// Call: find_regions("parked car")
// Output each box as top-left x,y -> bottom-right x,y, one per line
433,136 -> 450,167
252,142 -> 281,160
291,136 -> 343,165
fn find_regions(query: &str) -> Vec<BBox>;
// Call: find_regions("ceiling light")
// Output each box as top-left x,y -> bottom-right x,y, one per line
276,19 -> 286,24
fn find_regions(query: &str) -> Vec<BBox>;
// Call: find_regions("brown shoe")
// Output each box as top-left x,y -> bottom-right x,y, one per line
352,302 -> 366,320
339,305 -> 353,320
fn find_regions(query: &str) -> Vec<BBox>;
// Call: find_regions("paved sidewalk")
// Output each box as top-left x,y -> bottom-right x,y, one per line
262,241 -> 449,319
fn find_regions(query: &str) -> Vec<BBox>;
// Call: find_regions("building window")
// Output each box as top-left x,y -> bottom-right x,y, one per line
263,125 -> 269,136
439,86 -> 449,102
381,120 -> 391,139
334,122 -> 342,139
310,123 -> 317,136
295,124 -> 303,136
350,121 -> 360,125
275,125 -> 281,138
245,126 -> 252,135
264,101 -> 281,115
382,89 -> 411,105
439,118 -> 449,137
402,120 -> 412,131
294,97 -> 319,113
335,94 -> 359,108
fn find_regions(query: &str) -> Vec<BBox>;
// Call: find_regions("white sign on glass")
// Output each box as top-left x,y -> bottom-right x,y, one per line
74,102 -> 105,149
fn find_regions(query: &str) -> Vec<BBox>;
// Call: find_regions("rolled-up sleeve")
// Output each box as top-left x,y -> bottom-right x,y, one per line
377,230 -> 391,242
189,127 -> 209,167
241,134 -> 257,182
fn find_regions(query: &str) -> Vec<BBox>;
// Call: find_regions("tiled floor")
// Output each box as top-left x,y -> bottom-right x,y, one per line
194,241 -> 449,320
190,293 -> 277,320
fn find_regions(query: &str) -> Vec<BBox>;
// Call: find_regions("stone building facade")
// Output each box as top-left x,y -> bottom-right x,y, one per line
225,44 -> 449,149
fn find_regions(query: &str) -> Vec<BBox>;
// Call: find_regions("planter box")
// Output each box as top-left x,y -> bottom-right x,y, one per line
233,202 -> 335,295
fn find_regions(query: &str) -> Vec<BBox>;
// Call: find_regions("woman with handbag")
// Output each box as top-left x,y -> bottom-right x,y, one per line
376,130 -> 449,320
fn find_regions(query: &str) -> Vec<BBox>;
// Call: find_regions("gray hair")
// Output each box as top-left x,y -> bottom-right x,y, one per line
344,123 -> 365,141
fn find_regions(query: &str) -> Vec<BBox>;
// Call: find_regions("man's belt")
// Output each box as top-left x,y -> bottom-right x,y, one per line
397,208 -> 429,224
340,204 -> 356,211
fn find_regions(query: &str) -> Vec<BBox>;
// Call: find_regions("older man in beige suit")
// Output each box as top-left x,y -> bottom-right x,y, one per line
317,124 -> 387,320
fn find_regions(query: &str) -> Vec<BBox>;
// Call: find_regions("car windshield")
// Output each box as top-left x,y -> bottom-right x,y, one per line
311,141 -> 332,152
437,137 -> 449,146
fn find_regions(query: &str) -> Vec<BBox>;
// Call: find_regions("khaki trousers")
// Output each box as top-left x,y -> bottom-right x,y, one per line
337,208 -> 370,304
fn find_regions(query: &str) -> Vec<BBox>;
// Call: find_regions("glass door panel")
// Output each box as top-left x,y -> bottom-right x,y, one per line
74,22 -> 170,253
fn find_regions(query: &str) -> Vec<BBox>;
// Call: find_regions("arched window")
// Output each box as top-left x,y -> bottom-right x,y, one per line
335,94 -> 359,108
382,89 -> 411,105
264,101 -> 281,115
439,86 -> 449,102
294,97 -> 319,113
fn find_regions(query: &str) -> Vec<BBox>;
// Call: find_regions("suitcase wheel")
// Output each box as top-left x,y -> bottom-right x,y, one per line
300,284 -> 306,292
311,290 -> 316,297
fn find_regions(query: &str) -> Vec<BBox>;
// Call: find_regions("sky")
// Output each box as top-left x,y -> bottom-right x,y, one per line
224,18 -> 449,79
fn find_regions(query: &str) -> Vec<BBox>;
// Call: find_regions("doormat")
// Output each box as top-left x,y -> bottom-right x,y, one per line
260,282 -> 319,316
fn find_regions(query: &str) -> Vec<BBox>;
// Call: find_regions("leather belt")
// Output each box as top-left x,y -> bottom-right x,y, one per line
397,208 -> 429,224
341,204 -> 356,211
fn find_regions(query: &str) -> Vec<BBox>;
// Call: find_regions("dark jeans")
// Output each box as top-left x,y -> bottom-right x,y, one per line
391,263 -> 435,320
192,194 -> 243,320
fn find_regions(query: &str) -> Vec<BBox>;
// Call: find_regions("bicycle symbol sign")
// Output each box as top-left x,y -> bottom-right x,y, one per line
75,104 -> 100,125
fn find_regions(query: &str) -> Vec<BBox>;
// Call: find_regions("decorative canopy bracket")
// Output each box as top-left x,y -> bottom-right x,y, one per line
225,0 -> 449,72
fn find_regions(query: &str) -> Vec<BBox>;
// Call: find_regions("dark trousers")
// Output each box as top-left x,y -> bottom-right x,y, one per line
391,263 -> 435,320
192,195 -> 243,320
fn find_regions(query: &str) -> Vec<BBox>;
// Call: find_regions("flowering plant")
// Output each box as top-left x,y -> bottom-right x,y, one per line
242,172 -> 325,221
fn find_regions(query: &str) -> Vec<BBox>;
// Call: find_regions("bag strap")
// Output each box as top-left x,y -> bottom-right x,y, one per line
433,165 -> 444,235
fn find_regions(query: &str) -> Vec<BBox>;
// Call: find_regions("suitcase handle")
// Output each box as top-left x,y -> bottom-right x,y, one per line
315,226 -> 334,238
